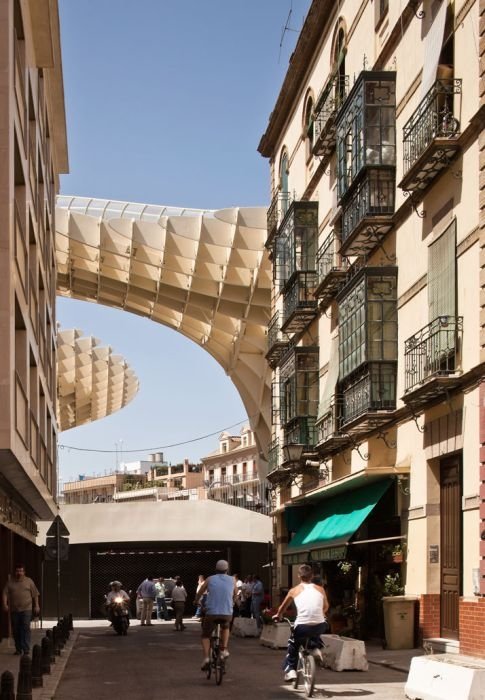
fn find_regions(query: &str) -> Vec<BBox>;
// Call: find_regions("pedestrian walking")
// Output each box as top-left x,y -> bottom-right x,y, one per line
137,575 -> 156,626
251,574 -> 265,627
2,564 -> 40,655
172,576 -> 187,631
193,574 -> 205,619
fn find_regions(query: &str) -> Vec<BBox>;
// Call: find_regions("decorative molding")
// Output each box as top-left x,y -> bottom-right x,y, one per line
457,227 -> 479,257
408,503 -> 441,520
397,274 -> 427,309
396,71 -> 422,119
455,0 -> 477,29
462,494 -> 479,511
424,410 -> 464,459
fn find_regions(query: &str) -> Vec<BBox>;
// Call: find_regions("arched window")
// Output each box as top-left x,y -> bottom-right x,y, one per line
304,97 -> 314,160
334,26 -> 346,104
279,151 -> 289,216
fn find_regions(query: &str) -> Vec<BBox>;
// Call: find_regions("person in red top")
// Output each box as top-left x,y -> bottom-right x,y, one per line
274,564 -> 329,682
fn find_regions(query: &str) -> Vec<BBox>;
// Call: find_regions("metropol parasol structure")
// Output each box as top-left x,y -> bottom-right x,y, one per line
55,196 -> 272,454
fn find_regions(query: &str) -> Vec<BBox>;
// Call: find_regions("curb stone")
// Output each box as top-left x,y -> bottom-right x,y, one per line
38,630 -> 79,700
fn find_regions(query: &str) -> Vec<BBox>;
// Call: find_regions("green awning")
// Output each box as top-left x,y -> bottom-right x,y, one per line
283,479 -> 392,564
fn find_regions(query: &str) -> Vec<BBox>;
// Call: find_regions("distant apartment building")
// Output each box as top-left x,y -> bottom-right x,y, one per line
62,472 -> 147,504
201,426 -> 269,513
0,0 -> 68,616
147,457 -> 203,490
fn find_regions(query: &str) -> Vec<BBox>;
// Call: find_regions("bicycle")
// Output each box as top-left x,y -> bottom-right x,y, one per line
206,621 -> 225,685
282,617 -> 325,698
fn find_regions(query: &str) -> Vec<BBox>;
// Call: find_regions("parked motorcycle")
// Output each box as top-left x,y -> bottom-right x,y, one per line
108,596 -> 130,635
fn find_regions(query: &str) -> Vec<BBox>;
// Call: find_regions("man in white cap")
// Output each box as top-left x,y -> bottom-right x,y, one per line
195,560 -> 237,671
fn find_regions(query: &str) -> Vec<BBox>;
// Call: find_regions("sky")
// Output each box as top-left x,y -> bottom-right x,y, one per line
56,0 -> 312,484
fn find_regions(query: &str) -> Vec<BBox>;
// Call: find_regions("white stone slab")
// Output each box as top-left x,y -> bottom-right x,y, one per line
231,617 -> 260,638
259,622 -> 290,649
405,654 -> 485,700
320,634 -> 369,672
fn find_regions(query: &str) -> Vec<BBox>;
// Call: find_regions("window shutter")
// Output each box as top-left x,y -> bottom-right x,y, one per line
428,219 -> 456,321
317,336 -> 339,420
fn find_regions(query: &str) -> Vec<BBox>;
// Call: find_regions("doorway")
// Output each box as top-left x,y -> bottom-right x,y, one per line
440,455 -> 461,639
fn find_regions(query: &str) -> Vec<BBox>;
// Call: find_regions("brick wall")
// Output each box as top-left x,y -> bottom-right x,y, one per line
460,598 -> 485,658
418,594 -> 440,641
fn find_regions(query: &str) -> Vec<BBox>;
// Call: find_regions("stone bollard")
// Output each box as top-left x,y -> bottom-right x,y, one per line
55,623 -> 65,650
16,654 -> 32,700
45,631 -> 56,663
40,636 -> 51,675
31,644 -> 43,688
68,613 -> 73,631
51,626 -> 61,656
0,670 -> 15,700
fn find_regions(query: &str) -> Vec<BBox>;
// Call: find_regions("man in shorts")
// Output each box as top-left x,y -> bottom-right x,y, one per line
195,559 -> 236,671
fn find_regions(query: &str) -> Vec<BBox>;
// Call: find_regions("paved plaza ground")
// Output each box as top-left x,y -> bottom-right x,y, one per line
0,619 -> 418,699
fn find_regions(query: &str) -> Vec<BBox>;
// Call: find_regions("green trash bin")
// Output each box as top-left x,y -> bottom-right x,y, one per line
382,596 -> 417,649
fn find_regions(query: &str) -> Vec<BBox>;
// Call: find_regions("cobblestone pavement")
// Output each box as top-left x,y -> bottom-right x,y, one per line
47,620 -> 409,700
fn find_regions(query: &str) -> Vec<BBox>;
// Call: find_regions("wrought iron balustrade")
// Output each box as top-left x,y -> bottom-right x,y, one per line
313,75 -> 349,157
284,416 -> 317,450
402,78 -> 461,177
268,438 -> 280,473
266,311 -> 290,366
404,316 -> 463,393
340,362 -> 396,429
316,399 -> 343,446
282,271 -> 318,331
315,231 -> 347,306
342,171 -> 395,247
266,191 -> 292,247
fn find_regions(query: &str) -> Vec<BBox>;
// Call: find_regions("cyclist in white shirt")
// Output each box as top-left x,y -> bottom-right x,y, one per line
274,564 -> 329,682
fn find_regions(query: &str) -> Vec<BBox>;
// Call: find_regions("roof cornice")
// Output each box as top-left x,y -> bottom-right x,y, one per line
258,0 -> 334,158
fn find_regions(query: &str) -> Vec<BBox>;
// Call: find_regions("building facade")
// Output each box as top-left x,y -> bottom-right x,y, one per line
201,426 -> 270,514
259,0 -> 484,655
62,472 -> 147,504
0,0 -> 68,636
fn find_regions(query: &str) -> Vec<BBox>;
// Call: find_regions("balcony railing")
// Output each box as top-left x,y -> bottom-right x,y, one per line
341,171 -> 395,255
404,316 -> 463,396
315,399 -> 348,455
282,271 -> 318,332
284,416 -> 317,450
313,75 -> 349,159
340,362 -> 396,432
268,438 -> 280,473
266,311 -> 291,367
401,78 -> 461,191
315,231 -> 347,306
266,191 -> 292,248
208,472 -> 259,487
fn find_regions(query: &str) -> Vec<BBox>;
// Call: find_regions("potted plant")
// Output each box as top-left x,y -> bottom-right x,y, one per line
391,544 -> 405,564
382,572 -> 404,597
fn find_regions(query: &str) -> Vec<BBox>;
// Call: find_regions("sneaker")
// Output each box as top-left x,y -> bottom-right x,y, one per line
221,649 -> 230,659
284,670 -> 297,681
201,658 -> 210,671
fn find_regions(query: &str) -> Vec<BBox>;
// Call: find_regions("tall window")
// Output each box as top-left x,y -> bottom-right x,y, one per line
304,98 -> 314,160
428,220 -> 456,321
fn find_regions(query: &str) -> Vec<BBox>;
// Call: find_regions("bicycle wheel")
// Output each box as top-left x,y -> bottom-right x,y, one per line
293,654 -> 302,689
215,655 -> 224,685
303,654 -> 316,697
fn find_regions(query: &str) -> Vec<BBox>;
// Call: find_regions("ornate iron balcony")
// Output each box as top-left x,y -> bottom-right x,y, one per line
313,75 -> 349,160
266,191 -> 292,248
403,315 -> 463,401
341,170 -> 395,256
315,231 -> 347,308
284,416 -> 317,451
268,438 -> 280,473
315,398 -> 349,456
340,362 -> 396,433
281,271 -> 319,333
400,78 -> 461,194
266,312 -> 290,368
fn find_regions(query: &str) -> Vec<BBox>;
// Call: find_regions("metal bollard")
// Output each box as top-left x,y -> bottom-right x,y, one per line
16,654 -> 32,700
55,623 -> 65,650
68,613 -> 73,631
0,670 -> 15,700
45,631 -> 56,663
40,636 -> 51,675
31,644 -> 43,688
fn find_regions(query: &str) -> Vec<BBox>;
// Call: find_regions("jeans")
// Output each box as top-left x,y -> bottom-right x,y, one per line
283,622 -> 329,672
11,610 -> 32,653
251,596 -> 263,627
156,597 -> 168,620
